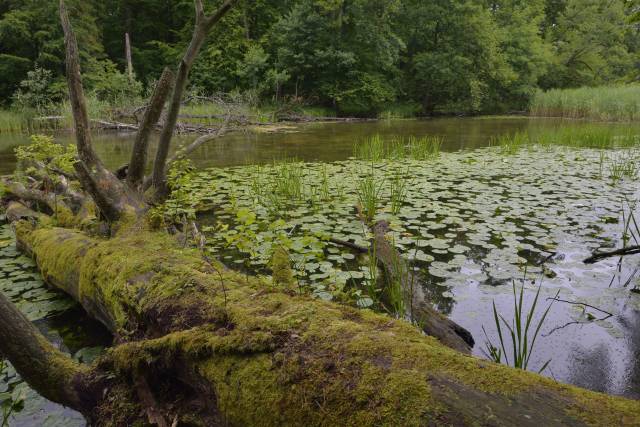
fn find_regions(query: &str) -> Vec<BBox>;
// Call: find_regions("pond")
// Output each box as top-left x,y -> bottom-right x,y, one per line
2,117 -> 640,424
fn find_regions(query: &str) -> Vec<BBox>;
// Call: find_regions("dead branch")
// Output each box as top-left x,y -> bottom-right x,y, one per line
127,67 -> 175,190
60,0 -> 143,221
546,297 -> 614,318
584,246 -> 640,264
152,0 -> 239,199
0,288 -> 88,410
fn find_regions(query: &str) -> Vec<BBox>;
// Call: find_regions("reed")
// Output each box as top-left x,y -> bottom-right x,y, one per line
530,85 -> 640,122
357,165 -> 384,222
483,278 -> 559,373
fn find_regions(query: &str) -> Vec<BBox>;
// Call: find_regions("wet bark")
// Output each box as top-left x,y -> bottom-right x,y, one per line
60,0 -> 144,221
0,287 -> 89,411
371,221 -> 474,353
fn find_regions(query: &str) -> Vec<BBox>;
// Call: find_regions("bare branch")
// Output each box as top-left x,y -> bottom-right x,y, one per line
584,245 -> 640,264
166,123 -> 229,166
59,0 -> 102,172
195,0 -> 205,23
127,67 -> 175,190
151,0 -> 238,200
202,0 -> 238,30
4,182 -> 72,216
60,0 -> 145,221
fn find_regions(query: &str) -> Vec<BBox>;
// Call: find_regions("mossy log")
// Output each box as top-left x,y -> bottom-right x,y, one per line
7,219 -> 640,426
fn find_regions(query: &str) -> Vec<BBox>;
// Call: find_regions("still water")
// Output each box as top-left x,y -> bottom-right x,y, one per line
2,116 -> 639,174
1,117 -> 640,425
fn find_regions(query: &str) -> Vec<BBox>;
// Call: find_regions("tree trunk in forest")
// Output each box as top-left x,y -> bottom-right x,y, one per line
0,214 -> 637,426
125,33 -> 134,82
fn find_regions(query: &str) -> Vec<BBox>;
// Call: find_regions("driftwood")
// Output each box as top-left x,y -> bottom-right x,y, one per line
584,245 -> 640,264
370,221 -> 474,353
328,221 -> 474,353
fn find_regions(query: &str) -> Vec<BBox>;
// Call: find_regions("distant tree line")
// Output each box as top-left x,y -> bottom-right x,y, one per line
1,0 -> 638,116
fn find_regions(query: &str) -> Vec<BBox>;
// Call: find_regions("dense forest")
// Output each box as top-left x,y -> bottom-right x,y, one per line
1,0 -> 639,116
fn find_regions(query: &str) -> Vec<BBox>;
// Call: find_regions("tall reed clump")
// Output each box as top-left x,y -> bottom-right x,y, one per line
389,172 -> 409,215
530,84 -> 640,122
483,278 -> 559,373
530,125 -> 637,149
0,109 -> 70,133
354,135 -> 442,161
491,132 -> 529,155
0,110 -> 28,133
357,165 -> 384,222
607,151 -> 640,184
354,135 -> 386,161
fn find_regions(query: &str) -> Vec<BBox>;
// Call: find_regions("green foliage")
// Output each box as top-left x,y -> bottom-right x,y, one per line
12,67 -> 65,112
2,0 -> 640,115
84,60 -> 142,104
14,135 -> 77,177
483,279 -> 559,373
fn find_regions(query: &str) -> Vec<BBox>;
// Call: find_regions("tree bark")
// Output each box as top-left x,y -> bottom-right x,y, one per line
152,0 -> 239,199
60,0 -> 145,221
0,287 -> 89,411
126,67 -> 175,190
125,32 -> 134,81
4,218 -> 638,426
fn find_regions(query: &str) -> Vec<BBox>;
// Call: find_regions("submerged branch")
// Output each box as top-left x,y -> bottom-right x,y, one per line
546,297 -> 614,318
584,246 -> 640,264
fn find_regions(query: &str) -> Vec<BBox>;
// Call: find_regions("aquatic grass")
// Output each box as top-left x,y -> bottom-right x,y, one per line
355,135 -> 442,161
271,159 -> 305,200
357,165 -> 384,222
483,278 -> 559,373
531,84 -> 640,122
405,136 -> 442,160
607,151 -> 639,183
491,132 -> 529,155
389,172 -> 409,215
527,126 -> 638,150
354,135 -> 386,161
364,244 -> 380,304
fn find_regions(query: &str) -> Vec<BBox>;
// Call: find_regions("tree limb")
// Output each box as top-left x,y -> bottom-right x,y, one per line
60,0 -> 144,221
0,290 -> 89,410
127,67 -> 175,190
151,0 -> 238,200
584,246 -> 640,264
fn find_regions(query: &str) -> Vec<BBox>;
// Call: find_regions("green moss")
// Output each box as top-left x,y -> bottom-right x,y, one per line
269,245 -> 295,291
14,220 -> 640,426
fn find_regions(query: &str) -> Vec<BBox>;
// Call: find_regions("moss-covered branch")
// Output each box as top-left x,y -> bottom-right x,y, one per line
11,220 -> 640,426
0,284 -> 88,410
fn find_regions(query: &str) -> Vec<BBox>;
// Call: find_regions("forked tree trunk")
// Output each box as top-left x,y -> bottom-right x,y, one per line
1,213 -> 637,426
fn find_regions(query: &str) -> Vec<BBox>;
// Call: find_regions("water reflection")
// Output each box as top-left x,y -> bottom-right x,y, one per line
3,117 -> 640,175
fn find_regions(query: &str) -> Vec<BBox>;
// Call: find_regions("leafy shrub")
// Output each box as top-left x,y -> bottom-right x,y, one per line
11,67 -> 64,112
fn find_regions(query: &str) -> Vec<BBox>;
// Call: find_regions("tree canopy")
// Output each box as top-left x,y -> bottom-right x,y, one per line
1,0 -> 638,115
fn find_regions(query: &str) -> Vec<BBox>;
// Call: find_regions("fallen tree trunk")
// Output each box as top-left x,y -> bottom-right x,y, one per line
371,221 -> 474,353
6,215 -> 640,426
